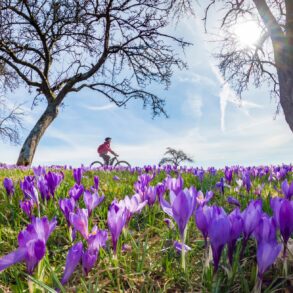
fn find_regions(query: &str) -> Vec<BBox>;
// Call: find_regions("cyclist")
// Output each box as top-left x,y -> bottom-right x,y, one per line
97,137 -> 119,166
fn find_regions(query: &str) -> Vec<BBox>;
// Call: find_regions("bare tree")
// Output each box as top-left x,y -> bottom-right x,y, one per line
0,98 -> 24,144
202,0 -> 293,133
0,0 -> 191,166
159,147 -> 194,166
0,58 -> 24,145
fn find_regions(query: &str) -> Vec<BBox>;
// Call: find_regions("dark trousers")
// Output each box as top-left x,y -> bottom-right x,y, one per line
100,153 -> 110,165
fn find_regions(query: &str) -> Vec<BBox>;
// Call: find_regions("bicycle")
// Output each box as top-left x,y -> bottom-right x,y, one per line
90,155 -> 131,168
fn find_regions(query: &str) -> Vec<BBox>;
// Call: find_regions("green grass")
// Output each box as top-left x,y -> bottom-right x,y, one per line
0,167 -> 292,292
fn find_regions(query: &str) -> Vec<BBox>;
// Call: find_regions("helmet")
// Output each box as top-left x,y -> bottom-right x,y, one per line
105,137 -> 112,141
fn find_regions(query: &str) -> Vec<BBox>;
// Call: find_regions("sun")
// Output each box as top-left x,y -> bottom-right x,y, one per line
233,20 -> 263,48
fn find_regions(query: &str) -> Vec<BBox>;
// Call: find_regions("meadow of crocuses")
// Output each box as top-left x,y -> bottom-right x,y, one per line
0,164 -> 293,292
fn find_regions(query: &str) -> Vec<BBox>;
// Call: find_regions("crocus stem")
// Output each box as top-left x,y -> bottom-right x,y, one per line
37,204 -> 41,218
283,255 -> 288,277
181,228 -> 187,271
69,226 -> 73,243
283,243 -> 287,258
28,279 -> 34,293
252,277 -> 262,293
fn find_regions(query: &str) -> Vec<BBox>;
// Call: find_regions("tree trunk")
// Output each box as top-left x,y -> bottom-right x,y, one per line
17,103 -> 59,166
253,0 -> 293,133
278,70 -> 293,133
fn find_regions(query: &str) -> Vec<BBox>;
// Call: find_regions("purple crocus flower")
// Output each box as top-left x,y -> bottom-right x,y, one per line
107,201 -> 128,255
241,199 -> 262,255
257,241 -> 282,280
242,171 -> 251,193
69,209 -> 89,240
134,174 -> 153,198
197,169 -> 205,183
160,189 -> 196,239
37,177 -> 50,201
73,168 -> 83,185
20,178 -> 39,206
145,186 -> 157,205
173,241 -> 192,253
270,197 -> 283,226
254,183 -> 264,197
33,166 -> 46,177
164,176 -> 183,195
215,178 -> 225,194
160,188 -> 196,270
122,243 -> 132,252
208,206 -> 230,272
61,241 -> 83,285
121,194 -> 147,221
242,199 -> 262,240
227,196 -> 240,208
227,208 -> 243,265
81,228 -> 108,275
0,217 -> 57,274
164,218 -> 175,229
20,200 -> 34,219
59,198 -> 76,226
113,175 -> 120,181
92,176 -> 99,191
69,184 -> 84,201
87,228 -> 108,252
194,205 -> 213,247
225,168 -> 233,184
83,191 -> 105,217
278,199 -> 293,254
45,171 -> 63,197
196,190 -> 213,206
253,214 -> 277,245
281,180 -> 293,200
82,249 -> 98,275
155,183 -> 166,198
3,178 -> 14,197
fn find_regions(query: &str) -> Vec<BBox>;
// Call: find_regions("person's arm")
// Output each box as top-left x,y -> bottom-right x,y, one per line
107,144 -> 118,156
110,150 -> 118,156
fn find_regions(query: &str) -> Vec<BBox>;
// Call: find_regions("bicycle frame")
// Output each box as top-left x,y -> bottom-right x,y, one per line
109,156 -> 118,166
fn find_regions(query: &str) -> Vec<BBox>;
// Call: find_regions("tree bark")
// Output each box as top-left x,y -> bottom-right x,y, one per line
253,0 -> 293,133
16,103 -> 59,166
278,70 -> 293,133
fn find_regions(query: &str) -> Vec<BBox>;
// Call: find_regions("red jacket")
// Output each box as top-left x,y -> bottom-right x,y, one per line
97,142 -> 113,154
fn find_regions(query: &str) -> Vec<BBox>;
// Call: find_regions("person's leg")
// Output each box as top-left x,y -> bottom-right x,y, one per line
100,153 -> 110,165
105,154 -> 110,165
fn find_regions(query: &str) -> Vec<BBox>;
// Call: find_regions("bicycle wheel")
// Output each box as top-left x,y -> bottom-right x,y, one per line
114,160 -> 131,168
90,161 -> 103,168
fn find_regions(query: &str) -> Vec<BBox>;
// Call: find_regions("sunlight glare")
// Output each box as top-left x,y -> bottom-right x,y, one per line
233,21 -> 262,48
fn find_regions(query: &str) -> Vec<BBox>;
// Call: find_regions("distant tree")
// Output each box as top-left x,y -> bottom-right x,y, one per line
202,0 -> 293,133
0,1 -> 190,166
0,97 -> 24,144
0,60 -> 23,145
159,147 -> 194,166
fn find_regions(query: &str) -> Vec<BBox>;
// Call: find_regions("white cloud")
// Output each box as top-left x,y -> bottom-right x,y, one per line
182,93 -> 203,117
82,103 -> 116,111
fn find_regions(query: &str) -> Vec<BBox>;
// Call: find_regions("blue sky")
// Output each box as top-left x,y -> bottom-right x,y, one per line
1,12 -> 293,168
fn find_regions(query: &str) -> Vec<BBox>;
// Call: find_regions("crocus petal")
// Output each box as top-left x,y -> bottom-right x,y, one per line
173,241 -> 191,253
159,194 -> 173,218
257,241 -> 282,279
61,242 -> 83,285
0,248 -> 27,271
172,190 -> 194,238
82,249 -> 98,275
227,196 -> 240,207
69,209 -> 89,239
279,199 -> 293,244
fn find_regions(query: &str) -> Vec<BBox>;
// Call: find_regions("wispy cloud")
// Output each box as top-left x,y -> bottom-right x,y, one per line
82,103 -> 116,111
182,93 -> 203,117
